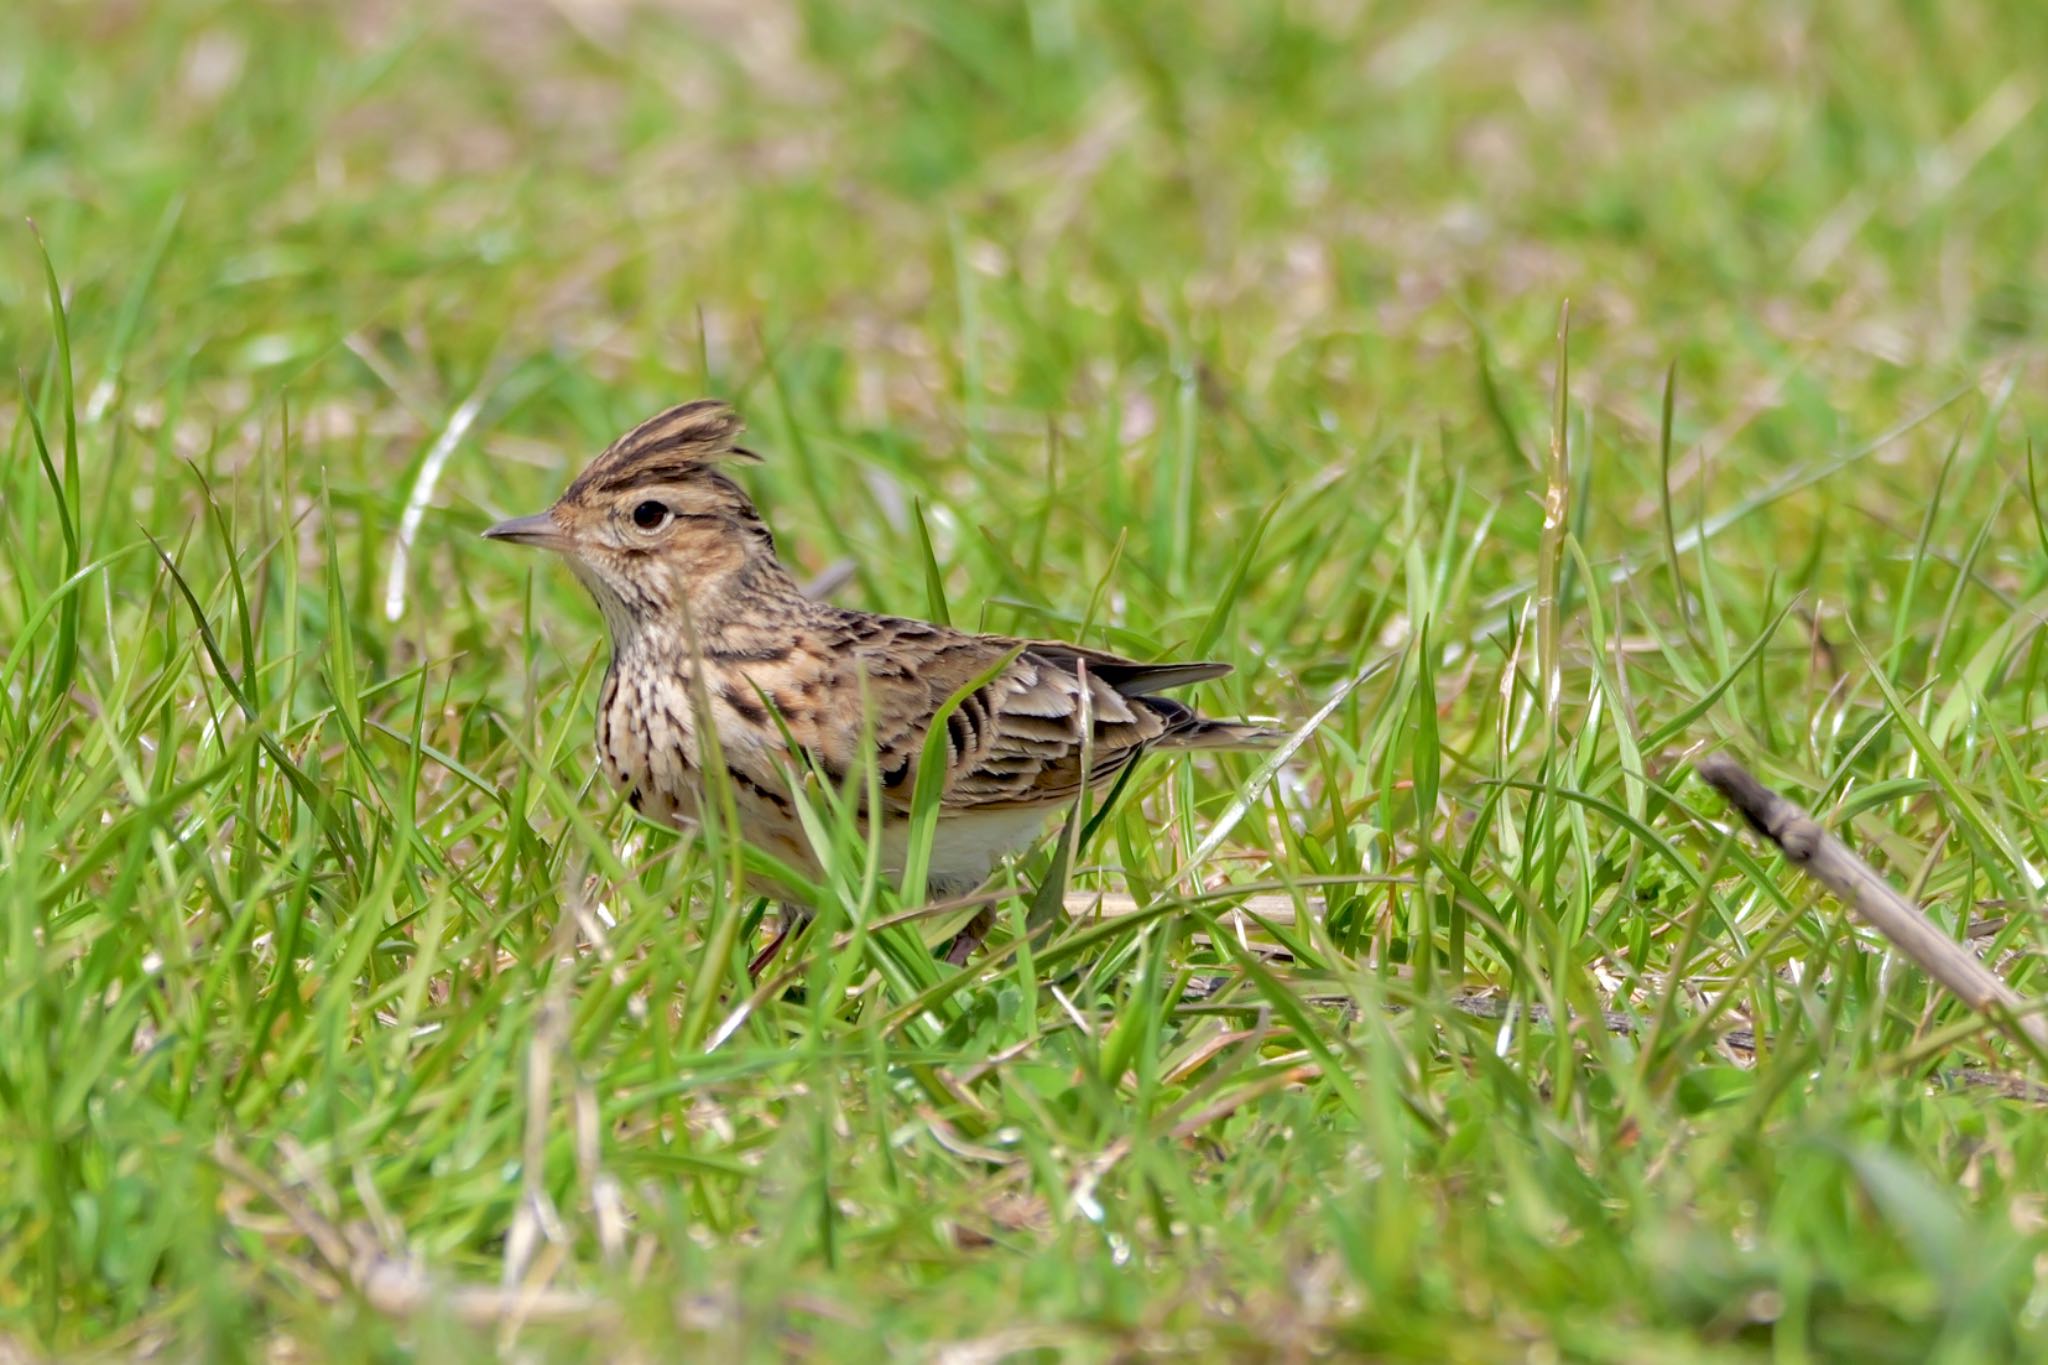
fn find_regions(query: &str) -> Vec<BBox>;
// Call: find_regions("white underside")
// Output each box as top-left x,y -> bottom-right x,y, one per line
880,806 -> 1056,896
638,766 -> 1058,899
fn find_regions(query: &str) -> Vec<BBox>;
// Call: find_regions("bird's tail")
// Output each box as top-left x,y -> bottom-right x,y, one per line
1164,719 -> 1289,751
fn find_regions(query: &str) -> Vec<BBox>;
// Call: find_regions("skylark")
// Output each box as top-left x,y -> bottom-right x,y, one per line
485,400 -> 1277,968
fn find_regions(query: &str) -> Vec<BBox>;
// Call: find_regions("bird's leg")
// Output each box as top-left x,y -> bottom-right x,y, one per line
748,903 -> 810,978
942,906 -> 997,967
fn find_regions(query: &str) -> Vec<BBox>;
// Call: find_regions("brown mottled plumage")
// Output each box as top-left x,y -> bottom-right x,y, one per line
485,399 -> 1277,966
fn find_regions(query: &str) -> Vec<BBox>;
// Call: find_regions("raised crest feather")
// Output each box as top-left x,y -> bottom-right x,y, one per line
571,399 -> 761,497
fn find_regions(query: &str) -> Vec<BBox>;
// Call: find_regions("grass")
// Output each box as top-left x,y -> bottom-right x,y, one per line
6,0 -> 2048,1358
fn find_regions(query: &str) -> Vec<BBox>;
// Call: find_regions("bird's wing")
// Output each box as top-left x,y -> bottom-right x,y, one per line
793,616 -> 1253,814
1013,641 -> 1235,695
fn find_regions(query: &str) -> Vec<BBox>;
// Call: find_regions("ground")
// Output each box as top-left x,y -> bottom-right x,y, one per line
5,0 -> 2048,1359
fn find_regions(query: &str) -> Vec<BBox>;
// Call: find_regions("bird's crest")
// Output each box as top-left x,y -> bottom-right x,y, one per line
569,399 -> 760,497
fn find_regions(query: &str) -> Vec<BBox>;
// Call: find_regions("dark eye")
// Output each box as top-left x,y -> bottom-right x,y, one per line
631,500 -> 671,530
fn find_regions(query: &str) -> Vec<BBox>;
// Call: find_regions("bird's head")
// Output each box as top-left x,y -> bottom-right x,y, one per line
484,399 -> 780,640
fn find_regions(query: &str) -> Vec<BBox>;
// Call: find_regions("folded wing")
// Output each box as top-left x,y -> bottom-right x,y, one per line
810,618 -> 1270,813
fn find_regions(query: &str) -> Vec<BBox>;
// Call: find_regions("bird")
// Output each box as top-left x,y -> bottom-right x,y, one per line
483,399 -> 1279,970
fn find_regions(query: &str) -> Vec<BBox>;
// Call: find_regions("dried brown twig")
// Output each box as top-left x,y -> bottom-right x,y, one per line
1697,753 -> 2048,1053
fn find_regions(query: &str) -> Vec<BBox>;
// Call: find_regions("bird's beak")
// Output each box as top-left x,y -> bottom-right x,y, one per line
482,511 -> 570,551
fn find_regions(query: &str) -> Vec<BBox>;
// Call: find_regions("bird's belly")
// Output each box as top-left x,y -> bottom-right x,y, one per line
649,788 -> 1050,900
896,806 -> 1055,897
604,695 -> 1051,898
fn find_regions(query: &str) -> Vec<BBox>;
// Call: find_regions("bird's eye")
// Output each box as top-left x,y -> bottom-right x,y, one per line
631,500 -> 671,530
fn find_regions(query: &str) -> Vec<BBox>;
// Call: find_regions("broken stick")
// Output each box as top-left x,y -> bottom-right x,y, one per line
1696,753 -> 2048,1052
